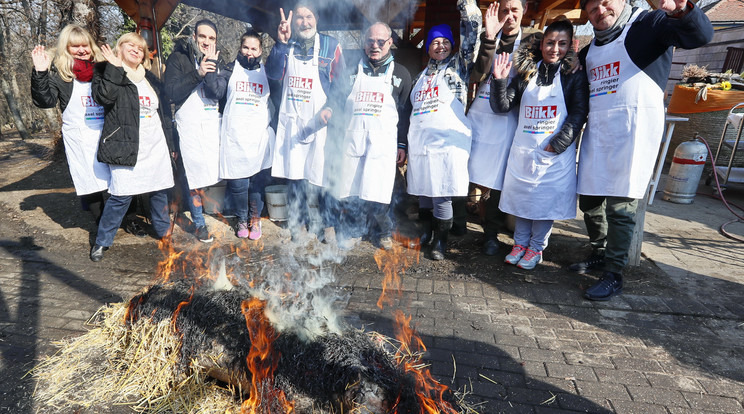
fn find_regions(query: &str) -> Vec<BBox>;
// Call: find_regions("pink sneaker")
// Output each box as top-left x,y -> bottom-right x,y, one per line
504,244 -> 527,265
517,248 -> 543,270
248,220 -> 262,240
236,221 -> 249,238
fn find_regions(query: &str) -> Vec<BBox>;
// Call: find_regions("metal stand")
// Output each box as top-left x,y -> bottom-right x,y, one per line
708,103 -> 744,191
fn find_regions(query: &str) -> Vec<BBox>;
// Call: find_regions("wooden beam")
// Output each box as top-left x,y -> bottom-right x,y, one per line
537,0 -> 568,12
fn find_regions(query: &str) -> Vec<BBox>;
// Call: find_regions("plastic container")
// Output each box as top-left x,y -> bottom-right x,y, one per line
265,185 -> 288,222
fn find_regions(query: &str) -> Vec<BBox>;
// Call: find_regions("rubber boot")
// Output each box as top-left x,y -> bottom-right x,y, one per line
414,208 -> 434,248
430,218 -> 453,261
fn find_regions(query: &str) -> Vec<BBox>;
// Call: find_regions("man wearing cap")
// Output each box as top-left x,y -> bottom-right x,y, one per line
573,0 -> 712,300
266,2 -> 345,241
331,22 -> 412,250
407,0 -> 481,260
468,0 -> 540,256
164,19 -> 224,243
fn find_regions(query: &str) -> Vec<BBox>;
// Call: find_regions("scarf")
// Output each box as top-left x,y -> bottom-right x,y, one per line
72,59 -> 94,82
594,4 -> 633,46
366,52 -> 393,75
122,63 -> 146,83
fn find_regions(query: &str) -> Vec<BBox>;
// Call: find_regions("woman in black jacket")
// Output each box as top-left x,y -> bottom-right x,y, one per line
490,18 -> 589,270
31,24 -> 109,223
89,32 -> 175,262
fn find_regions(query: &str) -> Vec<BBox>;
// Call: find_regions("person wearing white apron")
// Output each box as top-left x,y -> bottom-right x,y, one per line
30,24 -> 109,223
408,0 -> 481,261
573,0 -> 712,300
90,33 -> 175,262
467,0 -> 541,255
164,20 -> 222,243
214,30 -> 275,240
491,19 -> 589,270
331,22 -> 412,250
266,5 -> 345,241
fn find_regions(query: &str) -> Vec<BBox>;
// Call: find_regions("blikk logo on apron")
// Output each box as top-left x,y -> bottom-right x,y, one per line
412,75 -> 440,116
234,81 -> 264,106
139,96 -> 156,118
589,61 -> 621,98
286,76 -> 314,103
353,91 -> 385,117
522,105 -> 559,135
80,95 -> 104,124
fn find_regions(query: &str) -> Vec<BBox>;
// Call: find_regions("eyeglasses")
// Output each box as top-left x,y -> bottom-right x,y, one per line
429,39 -> 451,48
365,38 -> 390,48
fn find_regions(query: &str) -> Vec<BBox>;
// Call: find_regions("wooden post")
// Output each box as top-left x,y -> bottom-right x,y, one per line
627,192 -> 648,267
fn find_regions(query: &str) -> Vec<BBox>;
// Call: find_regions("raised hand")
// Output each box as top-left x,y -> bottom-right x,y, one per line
198,43 -> 219,77
492,52 -> 512,79
659,0 -> 688,14
278,8 -> 293,44
484,2 -> 505,40
100,44 -> 122,67
31,45 -> 51,72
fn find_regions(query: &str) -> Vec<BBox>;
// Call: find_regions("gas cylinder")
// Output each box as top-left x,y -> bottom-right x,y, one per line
662,136 -> 708,204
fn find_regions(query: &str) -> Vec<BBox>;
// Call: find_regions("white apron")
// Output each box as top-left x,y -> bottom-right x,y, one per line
577,9 -> 664,199
407,68 -> 472,197
272,34 -> 328,187
174,60 -> 221,190
337,60 -> 399,204
108,79 -> 174,196
467,29 -> 521,190
61,79 -> 109,195
499,67 -> 577,220
220,63 -> 274,179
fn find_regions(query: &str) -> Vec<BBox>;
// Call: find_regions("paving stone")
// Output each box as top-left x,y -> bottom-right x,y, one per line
545,362 -> 598,382
525,376 -> 578,394
513,326 -> 556,338
553,328 -> 600,342
536,338 -> 582,352
611,356 -> 665,373
575,380 -> 631,400
593,368 -> 649,386
626,385 -> 689,407
610,399 -> 670,414
495,334 -> 539,348
645,373 -> 703,392
519,348 -> 565,364
697,377 -> 744,400
555,392 -> 613,412
521,361 -> 548,377
682,391 -> 744,413
564,352 -> 614,368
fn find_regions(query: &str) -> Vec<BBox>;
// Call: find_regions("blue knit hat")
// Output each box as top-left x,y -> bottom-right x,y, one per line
426,24 -> 455,52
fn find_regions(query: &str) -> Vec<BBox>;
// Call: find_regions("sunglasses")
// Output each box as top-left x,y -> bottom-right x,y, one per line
365,38 -> 390,47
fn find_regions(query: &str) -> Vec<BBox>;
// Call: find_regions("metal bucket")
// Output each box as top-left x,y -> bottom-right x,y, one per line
265,185 -> 288,222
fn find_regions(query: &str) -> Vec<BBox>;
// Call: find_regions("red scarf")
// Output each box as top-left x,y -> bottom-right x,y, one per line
72,59 -> 94,82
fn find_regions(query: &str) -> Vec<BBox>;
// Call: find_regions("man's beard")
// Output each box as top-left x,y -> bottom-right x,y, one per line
296,26 -> 317,40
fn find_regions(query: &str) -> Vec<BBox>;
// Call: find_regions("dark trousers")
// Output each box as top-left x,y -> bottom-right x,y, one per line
483,189 -> 506,239
95,190 -> 170,246
579,195 -> 639,274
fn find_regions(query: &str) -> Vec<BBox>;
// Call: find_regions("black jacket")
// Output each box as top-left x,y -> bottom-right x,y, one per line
92,62 -> 174,166
164,39 -> 226,114
31,68 -> 74,112
490,41 -> 589,155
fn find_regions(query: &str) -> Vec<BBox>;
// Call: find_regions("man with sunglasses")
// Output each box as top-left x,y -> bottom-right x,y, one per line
329,22 -> 412,250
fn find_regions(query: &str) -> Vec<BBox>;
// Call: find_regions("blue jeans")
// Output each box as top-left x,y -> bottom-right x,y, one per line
225,168 -> 271,222
287,179 -> 329,235
179,177 -> 206,228
95,190 -> 170,246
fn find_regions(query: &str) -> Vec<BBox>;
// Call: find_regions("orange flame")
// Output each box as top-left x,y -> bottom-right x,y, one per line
374,232 -> 420,309
240,298 -> 294,414
376,233 -> 458,413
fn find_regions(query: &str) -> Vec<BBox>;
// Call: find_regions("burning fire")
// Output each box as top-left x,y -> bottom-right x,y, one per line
240,297 -> 294,414
376,233 -> 459,413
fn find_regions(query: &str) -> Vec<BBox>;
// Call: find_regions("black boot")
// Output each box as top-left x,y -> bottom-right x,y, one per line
415,208 -> 434,247
430,218 -> 453,261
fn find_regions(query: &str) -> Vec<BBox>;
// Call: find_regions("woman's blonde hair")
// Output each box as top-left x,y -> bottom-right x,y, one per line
53,24 -> 102,82
114,32 -> 151,70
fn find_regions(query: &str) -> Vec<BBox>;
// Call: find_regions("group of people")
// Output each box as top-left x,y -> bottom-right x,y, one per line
31,0 -> 712,301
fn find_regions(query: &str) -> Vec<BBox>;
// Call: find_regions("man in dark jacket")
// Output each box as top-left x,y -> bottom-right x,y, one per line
574,0 -> 713,300
164,19 -> 224,243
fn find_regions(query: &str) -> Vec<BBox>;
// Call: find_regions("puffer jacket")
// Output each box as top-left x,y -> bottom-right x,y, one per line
31,67 -> 74,112
92,62 -> 174,166
490,39 -> 589,154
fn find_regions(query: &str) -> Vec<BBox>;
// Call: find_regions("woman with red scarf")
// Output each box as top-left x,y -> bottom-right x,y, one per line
31,24 -> 110,224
